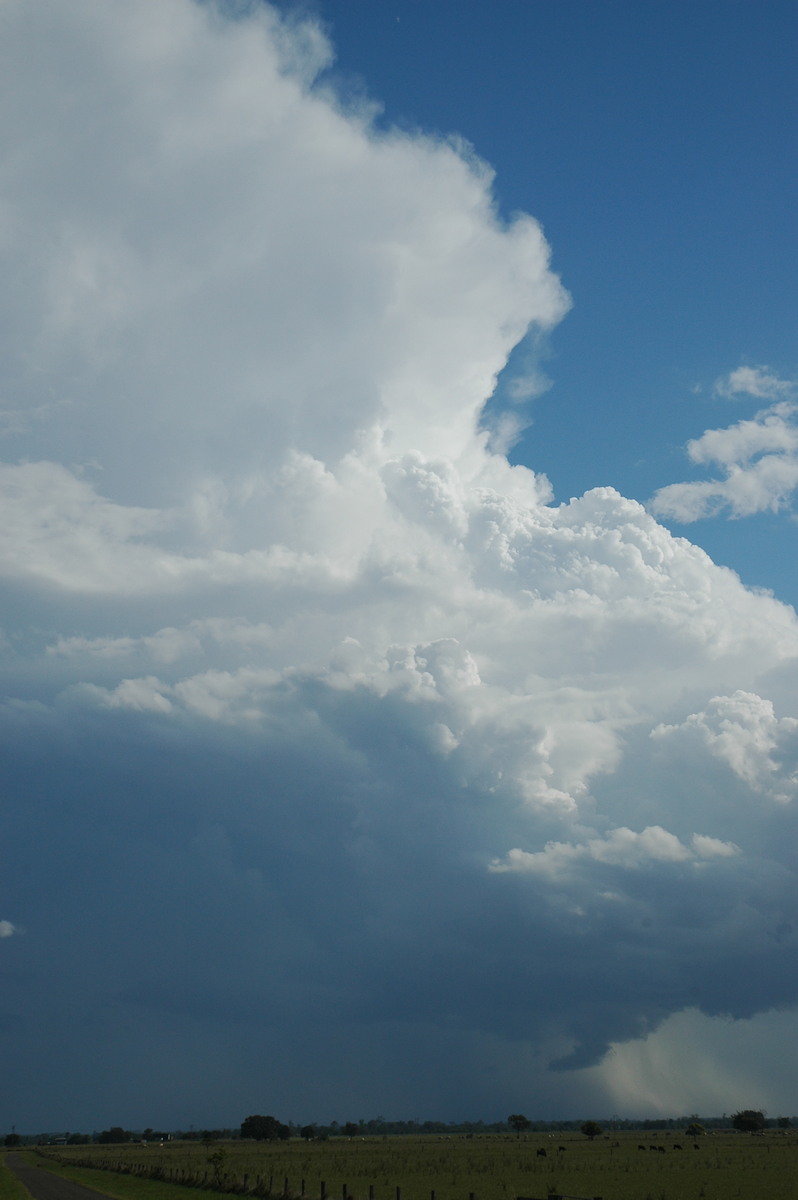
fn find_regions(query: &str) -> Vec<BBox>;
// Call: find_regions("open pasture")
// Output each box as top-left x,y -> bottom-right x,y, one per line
43,1132 -> 798,1200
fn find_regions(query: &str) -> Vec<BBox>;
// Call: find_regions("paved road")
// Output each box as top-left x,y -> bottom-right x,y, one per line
4,1154 -> 111,1200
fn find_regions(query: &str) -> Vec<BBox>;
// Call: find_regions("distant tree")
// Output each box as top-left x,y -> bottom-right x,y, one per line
777,1117 -> 791,1129
4,1133 -> 21,1147
580,1121 -> 603,1141
97,1127 -> 131,1144
685,1123 -> 705,1137
240,1115 -> 286,1141
343,1122 -> 359,1138
201,1131 -> 215,1147
300,1125 -> 316,1141
508,1114 -> 531,1134
732,1110 -> 766,1133
67,1134 -> 90,1145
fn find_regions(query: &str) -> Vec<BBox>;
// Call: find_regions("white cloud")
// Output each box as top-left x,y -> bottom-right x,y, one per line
491,824 -> 739,879
714,365 -> 796,400
651,398 -> 798,520
0,0 -> 797,1126
0,921 -> 17,938
652,690 -> 798,803
687,402 -> 798,467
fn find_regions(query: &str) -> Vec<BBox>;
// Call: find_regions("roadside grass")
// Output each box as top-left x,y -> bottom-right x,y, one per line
0,1157 -> 32,1200
37,1132 -> 798,1200
19,1155 -> 243,1200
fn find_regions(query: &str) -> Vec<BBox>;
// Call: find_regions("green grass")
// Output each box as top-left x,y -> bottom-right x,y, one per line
36,1132 -> 798,1200
21,1154 -> 245,1200
1,1155 -> 36,1200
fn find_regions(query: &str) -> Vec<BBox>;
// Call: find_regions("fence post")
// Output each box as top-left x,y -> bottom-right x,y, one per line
369,1188 -> 374,1200
321,1182 -> 326,1200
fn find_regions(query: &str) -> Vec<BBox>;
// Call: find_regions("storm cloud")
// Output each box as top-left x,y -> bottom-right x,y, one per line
2,0 -> 798,1130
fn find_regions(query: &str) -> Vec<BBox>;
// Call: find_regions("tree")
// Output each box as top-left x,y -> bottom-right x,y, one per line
300,1125 -> 316,1141
508,1114 -> 531,1134
206,1147 -> 227,1182
4,1133 -> 21,1147
777,1117 -> 791,1129
580,1121 -> 603,1140
240,1115 -> 289,1141
343,1122 -> 359,1138
685,1122 -> 705,1137
732,1110 -> 766,1133
97,1127 -> 130,1144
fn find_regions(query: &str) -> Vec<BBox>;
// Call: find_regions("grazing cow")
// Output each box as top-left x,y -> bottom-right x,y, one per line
638,1145 -> 646,1151
694,1144 -> 700,1150
536,1148 -> 547,1158
558,1146 -> 566,1152
658,1146 -> 666,1154
673,1144 -> 682,1150
649,1146 -> 658,1151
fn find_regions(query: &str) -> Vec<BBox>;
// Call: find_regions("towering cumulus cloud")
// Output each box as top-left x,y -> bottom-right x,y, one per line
2,0 -> 797,1125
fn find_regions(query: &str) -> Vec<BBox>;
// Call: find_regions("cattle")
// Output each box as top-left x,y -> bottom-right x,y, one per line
536,1148 -> 547,1158
558,1146 -> 566,1152
673,1144 -> 682,1150
638,1145 -> 646,1151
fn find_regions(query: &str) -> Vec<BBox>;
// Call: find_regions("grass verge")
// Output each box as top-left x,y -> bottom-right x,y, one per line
21,1156 -> 243,1200
0,1156 -> 34,1200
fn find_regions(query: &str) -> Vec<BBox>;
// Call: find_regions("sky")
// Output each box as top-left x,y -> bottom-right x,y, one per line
1,0 -> 797,1133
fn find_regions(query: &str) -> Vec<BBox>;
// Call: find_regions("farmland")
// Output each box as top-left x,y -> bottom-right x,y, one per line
32,1131 -> 798,1200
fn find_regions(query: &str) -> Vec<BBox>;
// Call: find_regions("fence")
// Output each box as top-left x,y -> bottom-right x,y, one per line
35,1150 -> 603,1200
37,1152 -> 578,1200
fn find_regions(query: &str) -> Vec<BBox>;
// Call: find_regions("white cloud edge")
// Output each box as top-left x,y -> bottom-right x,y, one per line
650,370 -> 798,521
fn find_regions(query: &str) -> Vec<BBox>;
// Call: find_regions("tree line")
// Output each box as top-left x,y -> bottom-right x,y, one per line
6,1108 -> 791,1147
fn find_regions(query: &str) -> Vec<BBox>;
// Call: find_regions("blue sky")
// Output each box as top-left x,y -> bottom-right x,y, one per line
1,0 -> 797,1134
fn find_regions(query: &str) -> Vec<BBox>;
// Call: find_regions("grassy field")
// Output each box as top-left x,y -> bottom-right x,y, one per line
36,1132 -> 798,1200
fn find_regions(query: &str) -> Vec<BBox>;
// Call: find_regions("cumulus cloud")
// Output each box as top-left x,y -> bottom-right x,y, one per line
1,0 -> 798,1127
491,825 -> 740,878
651,396 -> 798,521
0,921 -> 17,938
713,365 -> 796,401
652,691 -> 798,804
